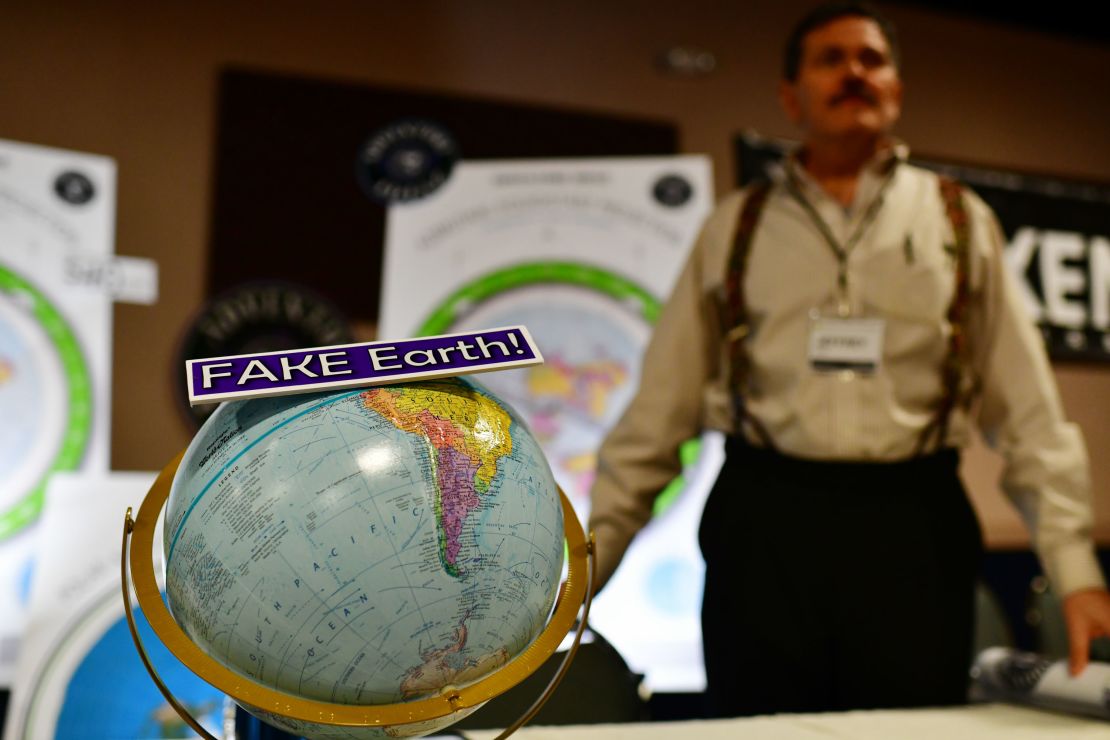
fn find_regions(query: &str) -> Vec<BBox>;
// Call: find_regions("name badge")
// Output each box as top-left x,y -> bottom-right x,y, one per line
808,317 -> 885,373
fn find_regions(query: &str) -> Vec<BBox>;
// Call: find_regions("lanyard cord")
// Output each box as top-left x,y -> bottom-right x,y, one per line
785,165 -> 898,310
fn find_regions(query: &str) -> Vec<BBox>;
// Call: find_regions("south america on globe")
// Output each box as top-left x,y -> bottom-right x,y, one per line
162,376 -> 565,738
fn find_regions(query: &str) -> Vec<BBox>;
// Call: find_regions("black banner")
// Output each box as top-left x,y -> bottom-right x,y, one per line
736,132 -> 1110,362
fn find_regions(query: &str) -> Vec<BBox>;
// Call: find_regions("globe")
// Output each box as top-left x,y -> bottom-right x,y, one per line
162,376 -> 565,738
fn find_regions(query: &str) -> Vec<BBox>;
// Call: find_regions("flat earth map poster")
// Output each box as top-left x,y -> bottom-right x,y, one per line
3,473 -> 227,740
0,138 -> 115,686
381,157 -> 721,690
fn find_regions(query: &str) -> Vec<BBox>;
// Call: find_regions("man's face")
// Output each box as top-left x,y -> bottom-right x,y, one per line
780,16 -> 903,141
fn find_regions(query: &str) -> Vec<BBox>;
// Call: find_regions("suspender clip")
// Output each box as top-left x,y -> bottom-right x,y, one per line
726,323 -> 750,343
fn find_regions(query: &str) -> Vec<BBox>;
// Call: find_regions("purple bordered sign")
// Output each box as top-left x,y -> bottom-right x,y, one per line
185,325 -> 543,406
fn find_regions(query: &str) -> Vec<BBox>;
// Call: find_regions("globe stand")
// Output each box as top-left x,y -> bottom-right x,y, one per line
121,449 -> 596,739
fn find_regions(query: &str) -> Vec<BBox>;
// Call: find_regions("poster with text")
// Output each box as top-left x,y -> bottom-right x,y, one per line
0,138 -> 116,686
381,157 -> 718,691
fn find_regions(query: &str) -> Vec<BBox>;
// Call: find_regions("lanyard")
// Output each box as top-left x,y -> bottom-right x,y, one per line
785,164 -> 898,315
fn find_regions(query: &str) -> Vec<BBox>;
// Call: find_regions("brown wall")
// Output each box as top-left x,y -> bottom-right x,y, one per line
3,0 -> 1108,548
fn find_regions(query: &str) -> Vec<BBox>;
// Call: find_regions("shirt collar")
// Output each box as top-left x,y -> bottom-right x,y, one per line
782,139 -> 908,211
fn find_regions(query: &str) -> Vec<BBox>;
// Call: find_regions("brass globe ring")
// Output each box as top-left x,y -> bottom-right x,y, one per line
122,449 -> 595,738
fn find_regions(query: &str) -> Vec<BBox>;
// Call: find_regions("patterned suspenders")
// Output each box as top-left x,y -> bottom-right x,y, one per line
724,181 -> 776,449
724,175 -> 971,455
915,176 -> 972,455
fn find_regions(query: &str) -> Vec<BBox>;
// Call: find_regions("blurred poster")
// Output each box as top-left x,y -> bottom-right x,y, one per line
381,156 -> 717,691
736,131 -> 1110,362
3,472 -> 227,740
0,138 -> 116,686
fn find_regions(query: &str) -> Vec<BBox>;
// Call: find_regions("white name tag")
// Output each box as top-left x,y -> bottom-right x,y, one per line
808,317 -> 885,373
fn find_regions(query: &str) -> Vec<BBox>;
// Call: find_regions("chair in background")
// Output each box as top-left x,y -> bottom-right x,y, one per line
974,580 -> 1015,656
451,626 -> 649,730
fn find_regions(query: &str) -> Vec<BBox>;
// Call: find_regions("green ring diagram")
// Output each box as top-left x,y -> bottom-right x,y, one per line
418,261 -> 697,518
0,265 -> 91,540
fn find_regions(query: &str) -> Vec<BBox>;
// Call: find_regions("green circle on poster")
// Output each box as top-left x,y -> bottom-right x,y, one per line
0,265 -> 91,540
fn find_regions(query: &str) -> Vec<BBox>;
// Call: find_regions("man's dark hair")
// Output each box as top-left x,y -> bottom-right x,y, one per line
783,2 -> 901,81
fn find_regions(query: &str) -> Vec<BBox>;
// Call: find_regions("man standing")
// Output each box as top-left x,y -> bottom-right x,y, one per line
588,1 -> 1110,717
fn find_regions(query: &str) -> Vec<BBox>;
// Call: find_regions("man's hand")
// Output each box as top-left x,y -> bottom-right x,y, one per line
1062,587 -> 1110,676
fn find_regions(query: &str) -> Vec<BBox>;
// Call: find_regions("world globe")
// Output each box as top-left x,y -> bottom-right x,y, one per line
160,376 -> 566,738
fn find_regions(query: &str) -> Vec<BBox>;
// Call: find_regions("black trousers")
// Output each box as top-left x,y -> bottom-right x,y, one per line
699,438 -> 982,717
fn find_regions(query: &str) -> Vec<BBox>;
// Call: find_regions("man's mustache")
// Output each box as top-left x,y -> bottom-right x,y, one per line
830,85 -> 878,106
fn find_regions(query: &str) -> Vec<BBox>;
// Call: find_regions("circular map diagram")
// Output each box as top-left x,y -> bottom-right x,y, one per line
19,587 -> 226,739
0,265 -> 91,540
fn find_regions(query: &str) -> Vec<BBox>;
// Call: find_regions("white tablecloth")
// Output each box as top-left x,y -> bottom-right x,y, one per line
466,704 -> 1108,739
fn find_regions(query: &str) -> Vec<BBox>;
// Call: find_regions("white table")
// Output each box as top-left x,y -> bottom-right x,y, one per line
467,704 -> 1108,739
